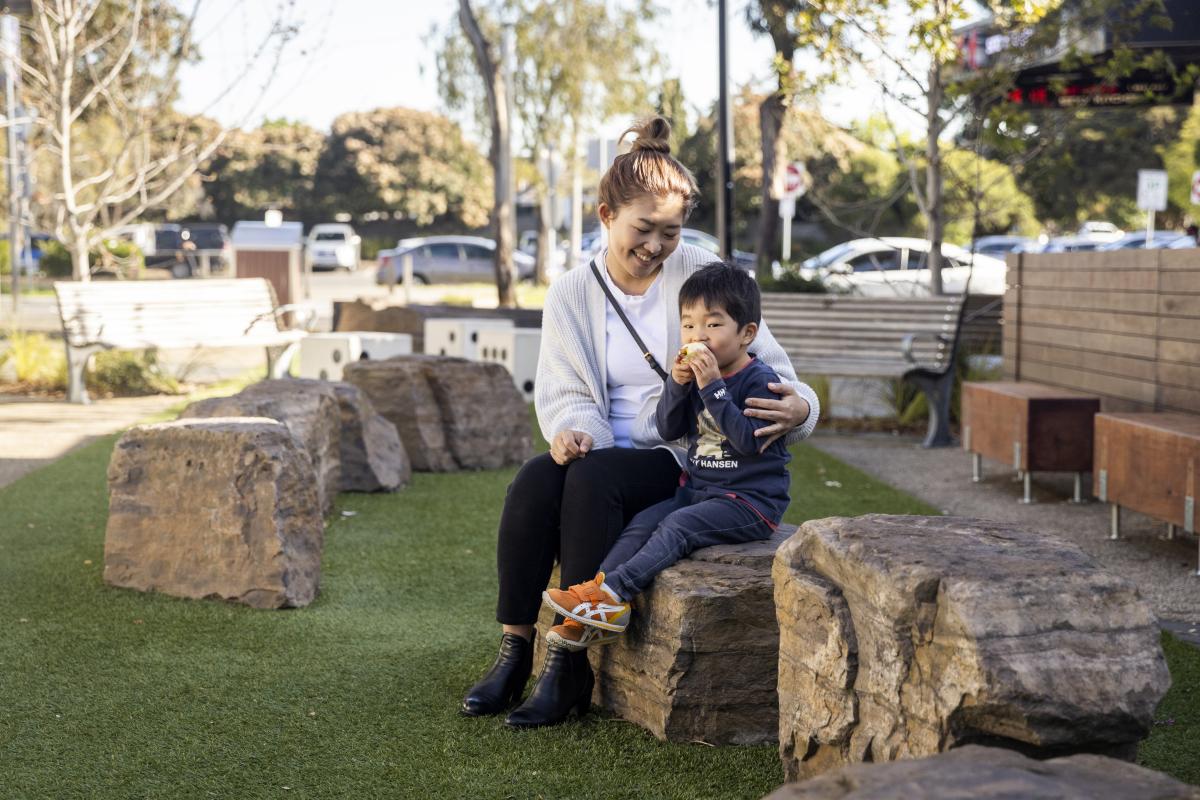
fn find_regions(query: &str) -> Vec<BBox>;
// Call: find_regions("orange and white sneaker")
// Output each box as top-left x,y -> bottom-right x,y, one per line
545,619 -> 622,651
542,572 -> 631,632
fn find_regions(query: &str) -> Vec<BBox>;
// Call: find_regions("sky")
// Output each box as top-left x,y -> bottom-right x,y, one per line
175,0 -> 908,144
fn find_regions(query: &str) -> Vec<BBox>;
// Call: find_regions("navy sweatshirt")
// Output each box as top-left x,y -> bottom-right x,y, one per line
655,355 -> 791,524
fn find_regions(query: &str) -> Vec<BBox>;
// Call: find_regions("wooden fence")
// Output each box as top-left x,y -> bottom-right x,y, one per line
1003,249 -> 1200,413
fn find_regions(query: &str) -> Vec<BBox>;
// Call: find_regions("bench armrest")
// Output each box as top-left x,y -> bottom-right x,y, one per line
901,331 -> 950,368
244,304 -> 319,334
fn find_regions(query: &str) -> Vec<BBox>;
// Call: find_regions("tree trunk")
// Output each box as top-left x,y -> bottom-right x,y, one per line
536,183 -> 552,285
459,0 -> 517,307
756,91 -> 787,274
72,238 -> 90,282
925,60 -> 945,296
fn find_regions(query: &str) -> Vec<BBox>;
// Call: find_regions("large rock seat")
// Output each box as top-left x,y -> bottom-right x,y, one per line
181,379 -> 342,513
104,418 -> 324,608
774,515 -> 1171,781
326,380 -> 410,492
536,527 -> 795,745
342,356 -> 531,472
762,745 -> 1200,799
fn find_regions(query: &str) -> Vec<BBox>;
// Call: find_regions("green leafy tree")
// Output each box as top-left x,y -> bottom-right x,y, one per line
202,120 -> 325,224
310,108 -> 491,230
439,0 -> 656,284
1160,102 -> 1200,226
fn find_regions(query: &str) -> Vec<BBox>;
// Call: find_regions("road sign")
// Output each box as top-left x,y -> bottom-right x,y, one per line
783,162 -> 807,199
1137,169 -> 1168,212
1190,170 -> 1200,205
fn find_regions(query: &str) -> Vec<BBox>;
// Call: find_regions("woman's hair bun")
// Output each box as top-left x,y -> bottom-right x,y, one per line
622,116 -> 672,155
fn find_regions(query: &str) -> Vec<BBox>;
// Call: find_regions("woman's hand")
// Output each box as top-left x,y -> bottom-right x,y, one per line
551,429 -> 594,465
743,383 -> 811,452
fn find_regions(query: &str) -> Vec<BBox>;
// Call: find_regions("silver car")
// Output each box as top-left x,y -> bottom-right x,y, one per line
376,235 -> 535,284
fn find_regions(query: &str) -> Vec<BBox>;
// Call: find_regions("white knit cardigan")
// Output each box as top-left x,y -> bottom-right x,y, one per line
534,243 -> 820,461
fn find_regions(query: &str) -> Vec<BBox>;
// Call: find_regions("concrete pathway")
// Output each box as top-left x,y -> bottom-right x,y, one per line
809,431 -> 1200,647
0,394 -> 184,489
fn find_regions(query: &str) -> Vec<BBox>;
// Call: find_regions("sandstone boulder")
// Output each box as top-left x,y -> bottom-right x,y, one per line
327,381 -> 409,492
342,356 -> 531,472
181,379 -> 341,513
775,515 -> 1171,781
536,528 -> 794,745
762,745 -> 1200,799
104,418 -> 323,608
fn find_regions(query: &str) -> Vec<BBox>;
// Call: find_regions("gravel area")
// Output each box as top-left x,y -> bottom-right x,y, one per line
808,431 -> 1200,645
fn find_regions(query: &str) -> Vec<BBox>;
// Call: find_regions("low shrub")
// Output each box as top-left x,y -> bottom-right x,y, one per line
89,349 -> 180,396
38,239 -> 145,279
1,330 -> 67,388
759,270 -> 827,294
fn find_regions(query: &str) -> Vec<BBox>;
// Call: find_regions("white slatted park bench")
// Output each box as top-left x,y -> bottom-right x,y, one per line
761,292 -> 969,447
53,278 -> 315,404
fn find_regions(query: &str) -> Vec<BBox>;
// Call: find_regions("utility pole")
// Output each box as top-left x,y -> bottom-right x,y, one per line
715,0 -> 735,260
1,11 -> 21,312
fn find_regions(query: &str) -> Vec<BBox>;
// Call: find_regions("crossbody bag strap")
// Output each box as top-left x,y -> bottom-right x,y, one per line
589,258 -> 669,381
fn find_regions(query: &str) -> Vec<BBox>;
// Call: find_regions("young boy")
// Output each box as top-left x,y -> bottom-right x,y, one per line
542,261 -> 791,649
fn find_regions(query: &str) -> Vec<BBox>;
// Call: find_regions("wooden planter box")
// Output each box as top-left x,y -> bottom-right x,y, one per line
1094,413 -> 1200,546
962,382 -> 1100,501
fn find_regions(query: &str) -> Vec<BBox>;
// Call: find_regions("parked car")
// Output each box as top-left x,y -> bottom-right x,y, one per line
794,237 -> 1007,296
970,235 -> 1036,258
375,235 -> 536,285
1097,231 -> 1188,250
1034,236 -> 1106,254
1076,220 -> 1124,243
576,227 -> 757,275
306,223 -> 360,271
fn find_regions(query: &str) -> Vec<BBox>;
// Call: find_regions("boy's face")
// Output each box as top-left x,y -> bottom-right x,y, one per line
680,301 -> 757,372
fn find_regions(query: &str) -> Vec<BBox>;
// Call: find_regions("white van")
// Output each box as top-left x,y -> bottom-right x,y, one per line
306,223 -> 360,271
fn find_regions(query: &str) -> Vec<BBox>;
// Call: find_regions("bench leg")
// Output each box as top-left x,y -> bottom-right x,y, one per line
1110,504 -> 1120,540
910,373 -> 954,448
1019,471 -> 1034,504
1070,472 -> 1088,504
972,453 -> 982,483
65,344 -> 99,404
265,343 -> 301,380
1167,523 -> 1176,540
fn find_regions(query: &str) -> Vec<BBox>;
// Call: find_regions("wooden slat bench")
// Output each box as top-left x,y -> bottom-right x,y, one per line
54,278 -> 315,404
762,293 -> 969,447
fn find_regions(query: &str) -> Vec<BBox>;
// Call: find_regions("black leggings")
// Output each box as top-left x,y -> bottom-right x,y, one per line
495,447 -> 680,625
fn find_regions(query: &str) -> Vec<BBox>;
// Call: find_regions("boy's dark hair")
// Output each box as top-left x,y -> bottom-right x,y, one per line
678,261 -> 760,328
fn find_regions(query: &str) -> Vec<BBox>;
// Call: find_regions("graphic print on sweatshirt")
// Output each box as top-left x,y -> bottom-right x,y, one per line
693,409 -> 736,467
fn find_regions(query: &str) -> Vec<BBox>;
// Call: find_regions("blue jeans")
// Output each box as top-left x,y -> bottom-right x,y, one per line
598,486 -> 773,600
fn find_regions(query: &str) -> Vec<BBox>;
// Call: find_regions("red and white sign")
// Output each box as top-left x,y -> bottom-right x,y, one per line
1190,170 -> 1200,206
783,162 -> 808,198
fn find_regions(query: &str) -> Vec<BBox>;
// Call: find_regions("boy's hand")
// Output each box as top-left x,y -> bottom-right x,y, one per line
688,347 -> 721,389
670,353 -> 694,385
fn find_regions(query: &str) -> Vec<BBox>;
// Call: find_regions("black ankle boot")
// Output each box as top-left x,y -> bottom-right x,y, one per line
504,643 -> 594,729
461,631 -> 535,717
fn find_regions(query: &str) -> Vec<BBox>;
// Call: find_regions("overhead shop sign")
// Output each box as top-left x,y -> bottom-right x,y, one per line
1006,70 -> 1196,109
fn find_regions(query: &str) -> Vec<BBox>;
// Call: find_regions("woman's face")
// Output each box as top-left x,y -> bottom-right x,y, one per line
599,193 -> 686,290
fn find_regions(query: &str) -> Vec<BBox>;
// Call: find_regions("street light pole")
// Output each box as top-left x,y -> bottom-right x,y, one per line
2,13 -> 20,311
716,0 -> 734,260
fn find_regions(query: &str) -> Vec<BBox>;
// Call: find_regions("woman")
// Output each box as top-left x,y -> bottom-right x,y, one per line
460,117 -> 820,728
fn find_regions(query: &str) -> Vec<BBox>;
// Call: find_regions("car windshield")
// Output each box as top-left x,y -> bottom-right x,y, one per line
803,241 -> 869,270
314,232 -> 346,241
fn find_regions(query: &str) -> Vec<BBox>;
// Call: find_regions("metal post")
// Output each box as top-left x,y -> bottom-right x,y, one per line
1109,504 -> 1120,540
3,15 -> 21,310
1019,471 -> 1033,504
971,453 -> 982,483
1071,472 -> 1085,504
715,0 -> 734,260
402,253 -> 413,306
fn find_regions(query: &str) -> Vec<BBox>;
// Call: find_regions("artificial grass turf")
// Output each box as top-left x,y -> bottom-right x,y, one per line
1,428 -> 1193,797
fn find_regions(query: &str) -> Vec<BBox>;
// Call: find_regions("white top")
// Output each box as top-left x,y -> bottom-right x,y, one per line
534,242 -> 821,462
600,251 -> 669,448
